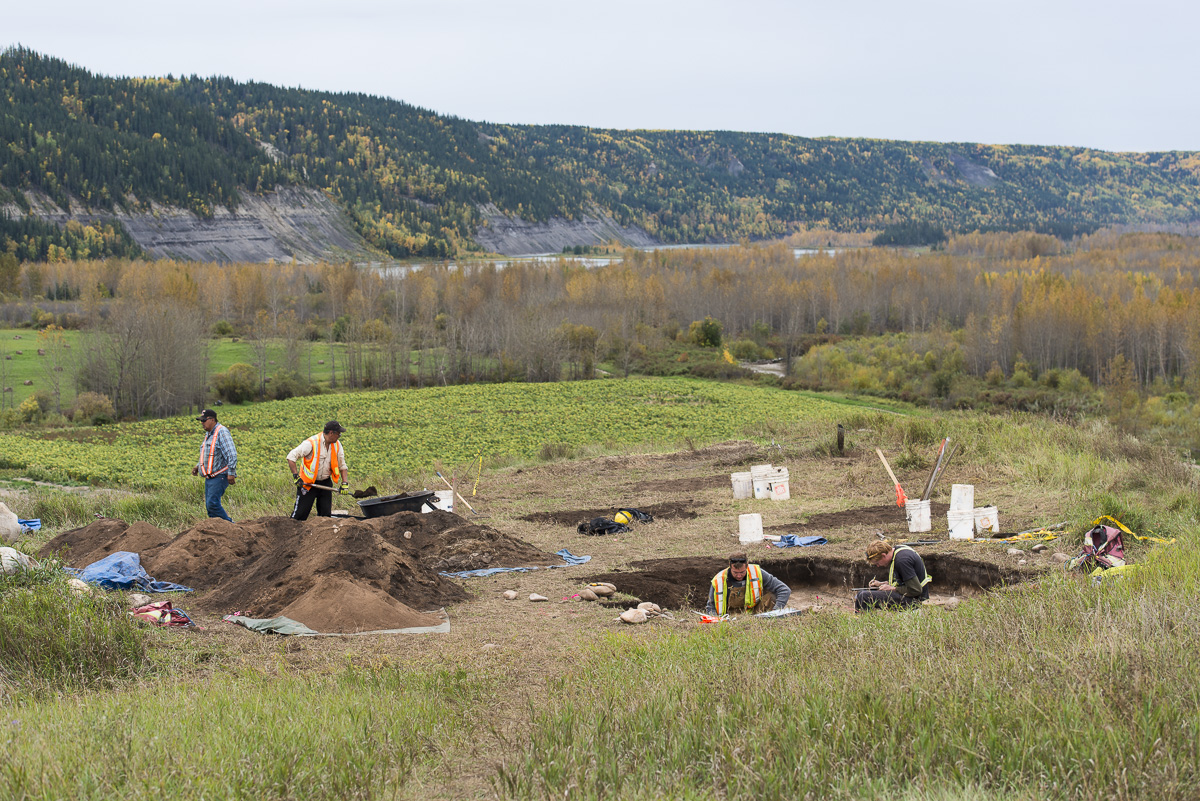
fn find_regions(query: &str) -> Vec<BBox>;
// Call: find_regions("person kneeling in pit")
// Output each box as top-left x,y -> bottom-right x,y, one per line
705,552 -> 791,615
855,540 -> 932,612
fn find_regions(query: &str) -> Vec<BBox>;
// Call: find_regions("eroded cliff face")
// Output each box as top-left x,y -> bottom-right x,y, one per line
474,204 -> 658,255
12,187 -> 378,264
8,190 -> 662,262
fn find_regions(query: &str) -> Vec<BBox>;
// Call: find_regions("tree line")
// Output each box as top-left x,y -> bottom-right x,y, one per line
5,48 -> 1200,262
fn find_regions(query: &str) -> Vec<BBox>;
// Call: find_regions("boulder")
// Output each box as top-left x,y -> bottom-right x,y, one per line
1031,544 -> 1048,553
502,590 -> 518,600
636,602 -> 661,615
619,608 -> 648,624
67,578 -> 94,597
128,593 -> 152,607
1006,548 -> 1023,556
0,546 -> 33,575
578,588 -> 598,601
528,593 -> 548,602
0,503 -> 21,543
589,583 -> 615,597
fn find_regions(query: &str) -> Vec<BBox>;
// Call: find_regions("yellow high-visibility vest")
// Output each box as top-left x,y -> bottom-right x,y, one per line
712,564 -> 764,615
297,433 -> 341,488
889,544 -> 933,589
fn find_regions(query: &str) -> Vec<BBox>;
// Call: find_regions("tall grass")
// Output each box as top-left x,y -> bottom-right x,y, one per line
0,565 -> 148,698
1,664 -> 489,799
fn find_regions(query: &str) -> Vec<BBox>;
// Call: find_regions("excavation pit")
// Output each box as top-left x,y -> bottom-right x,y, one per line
587,551 -> 1031,612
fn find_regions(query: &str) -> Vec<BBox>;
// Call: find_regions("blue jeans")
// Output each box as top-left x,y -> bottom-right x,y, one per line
204,476 -> 233,521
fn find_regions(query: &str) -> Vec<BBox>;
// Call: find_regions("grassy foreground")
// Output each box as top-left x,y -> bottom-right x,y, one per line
0,384 -> 1197,799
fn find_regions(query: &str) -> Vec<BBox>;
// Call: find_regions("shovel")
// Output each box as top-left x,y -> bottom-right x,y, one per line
875,448 -> 907,508
435,471 -> 488,517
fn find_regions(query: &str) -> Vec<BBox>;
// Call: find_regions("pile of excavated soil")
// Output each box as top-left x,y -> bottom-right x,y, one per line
520,500 -> 703,528
40,511 -> 561,634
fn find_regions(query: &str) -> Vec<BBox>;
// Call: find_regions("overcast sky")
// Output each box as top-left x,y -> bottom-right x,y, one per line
6,0 -> 1199,153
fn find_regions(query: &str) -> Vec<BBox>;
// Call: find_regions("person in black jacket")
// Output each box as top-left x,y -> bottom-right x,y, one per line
855,540 -> 932,612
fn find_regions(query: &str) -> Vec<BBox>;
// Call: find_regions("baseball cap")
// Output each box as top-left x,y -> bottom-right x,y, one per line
196,409 -> 217,421
323,420 -> 347,433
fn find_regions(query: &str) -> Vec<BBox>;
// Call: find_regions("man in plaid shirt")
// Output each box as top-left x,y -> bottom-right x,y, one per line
192,409 -> 238,521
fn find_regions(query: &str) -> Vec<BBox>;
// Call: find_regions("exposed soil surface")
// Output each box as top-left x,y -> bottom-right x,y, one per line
40,511 -> 561,633
769,502 -> 950,531
629,475 -> 728,493
519,501 -> 704,527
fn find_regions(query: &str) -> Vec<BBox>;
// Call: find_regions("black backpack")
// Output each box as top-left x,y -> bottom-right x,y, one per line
577,517 -> 630,536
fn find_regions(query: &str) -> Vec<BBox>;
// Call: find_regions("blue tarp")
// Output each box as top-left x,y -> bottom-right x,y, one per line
772,535 -> 828,548
19,519 -> 40,535
65,551 -> 194,593
440,548 -> 591,579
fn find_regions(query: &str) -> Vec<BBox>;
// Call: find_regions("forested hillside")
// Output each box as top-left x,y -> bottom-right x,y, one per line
4,47 -> 1200,260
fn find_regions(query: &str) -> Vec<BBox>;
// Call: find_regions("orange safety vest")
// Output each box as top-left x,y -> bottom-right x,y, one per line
297,433 -> 341,488
711,564 -> 764,615
201,424 -> 230,477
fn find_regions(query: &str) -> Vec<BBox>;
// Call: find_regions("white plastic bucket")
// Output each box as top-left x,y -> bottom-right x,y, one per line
949,484 -> 975,512
425,489 -> 454,513
738,513 -> 764,544
906,499 -> 931,533
973,506 -> 999,536
731,472 -> 753,500
751,473 -> 773,500
770,468 -> 790,501
948,509 -> 975,539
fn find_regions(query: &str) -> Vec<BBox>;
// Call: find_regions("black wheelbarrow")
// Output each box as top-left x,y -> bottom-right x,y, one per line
356,490 -> 443,518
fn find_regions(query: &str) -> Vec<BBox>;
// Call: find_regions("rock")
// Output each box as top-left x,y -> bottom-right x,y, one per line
578,588 -> 598,601
589,583 -> 615,597
37,349 -> 45,356
636,602 -> 661,615
482,643 -> 500,650
67,578 -> 94,597
403,530 -> 412,539
502,590 -> 518,600
1018,559 -> 1027,565
318,360 -> 325,365
15,351 -> 23,356
0,546 -> 33,574
1006,548 -> 1023,556
1031,544 -> 1048,553
12,335 -> 19,339
128,593 -> 152,607
22,380 -> 32,386
1051,553 -> 1071,563
0,503 -> 20,544
619,608 -> 649,624
528,593 -> 548,602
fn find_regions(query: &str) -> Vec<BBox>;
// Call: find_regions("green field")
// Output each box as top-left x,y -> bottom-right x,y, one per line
0,378 -> 864,489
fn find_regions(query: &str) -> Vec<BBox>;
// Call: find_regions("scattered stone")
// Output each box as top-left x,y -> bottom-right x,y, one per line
619,608 -> 649,624
37,349 -> 45,356
1018,559 -> 1027,565
15,351 -> 22,356
12,335 -> 19,339
1051,553 -> 1071,563
318,360 -> 325,365
529,593 -> 548,602
503,590 -> 518,600
2,387 -> 10,392
482,643 -> 500,650
589,583 -> 616,597
1031,544 -> 1048,553
578,588 -> 598,601
22,380 -> 32,386
636,602 -> 661,615
128,593 -> 151,607
403,530 -> 412,539
1006,548 -> 1023,556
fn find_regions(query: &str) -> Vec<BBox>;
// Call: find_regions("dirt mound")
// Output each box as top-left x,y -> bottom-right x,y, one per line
519,501 -> 703,528
43,510 -> 560,633
278,574 -> 443,633
40,518 -> 174,566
